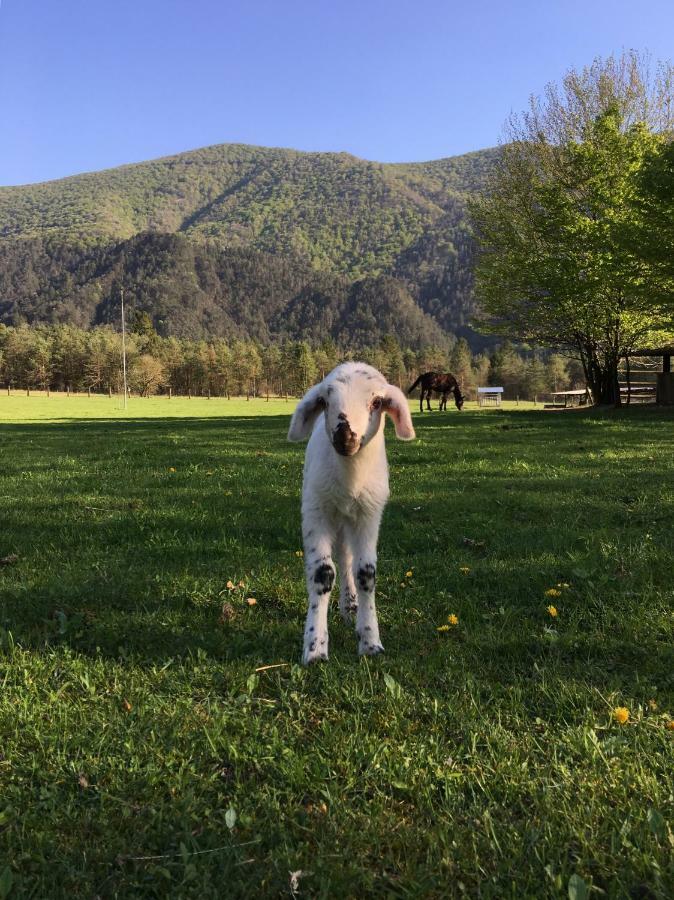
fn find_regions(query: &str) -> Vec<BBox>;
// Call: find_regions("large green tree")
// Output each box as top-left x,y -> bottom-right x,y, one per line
630,139 -> 674,309
471,53 -> 674,404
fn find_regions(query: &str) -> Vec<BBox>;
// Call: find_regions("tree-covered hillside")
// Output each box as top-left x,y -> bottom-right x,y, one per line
0,143 -> 499,344
0,234 -> 447,346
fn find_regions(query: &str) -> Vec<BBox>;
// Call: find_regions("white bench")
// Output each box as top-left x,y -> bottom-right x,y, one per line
477,387 -> 504,407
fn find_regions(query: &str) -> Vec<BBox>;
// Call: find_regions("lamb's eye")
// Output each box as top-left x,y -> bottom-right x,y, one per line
371,397 -> 382,411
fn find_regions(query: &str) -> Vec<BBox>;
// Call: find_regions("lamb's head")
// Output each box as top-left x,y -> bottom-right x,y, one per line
287,362 -> 415,454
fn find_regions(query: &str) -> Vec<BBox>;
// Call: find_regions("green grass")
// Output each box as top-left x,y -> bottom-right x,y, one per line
0,397 -> 672,898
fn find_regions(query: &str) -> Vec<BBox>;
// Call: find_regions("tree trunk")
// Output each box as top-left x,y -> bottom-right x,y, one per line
587,360 -> 621,405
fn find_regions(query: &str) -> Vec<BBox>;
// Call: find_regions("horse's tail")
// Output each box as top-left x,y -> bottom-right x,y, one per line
407,374 -> 424,395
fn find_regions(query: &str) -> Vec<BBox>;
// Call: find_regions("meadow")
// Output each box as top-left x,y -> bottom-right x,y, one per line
0,394 -> 672,898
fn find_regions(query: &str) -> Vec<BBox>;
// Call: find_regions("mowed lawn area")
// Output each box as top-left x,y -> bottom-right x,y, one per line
0,395 -> 672,899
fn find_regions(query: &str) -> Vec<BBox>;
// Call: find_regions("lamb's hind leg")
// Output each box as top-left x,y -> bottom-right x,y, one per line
302,518 -> 336,665
337,528 -> 357,622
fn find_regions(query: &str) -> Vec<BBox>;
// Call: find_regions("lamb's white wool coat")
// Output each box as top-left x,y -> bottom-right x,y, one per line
288,362 -> 415,664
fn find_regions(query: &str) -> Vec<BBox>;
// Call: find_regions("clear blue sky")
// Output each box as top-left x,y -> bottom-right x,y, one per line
1,0 -> 673,186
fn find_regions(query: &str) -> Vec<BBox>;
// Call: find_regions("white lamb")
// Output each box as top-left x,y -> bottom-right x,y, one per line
287,362 -> 415,664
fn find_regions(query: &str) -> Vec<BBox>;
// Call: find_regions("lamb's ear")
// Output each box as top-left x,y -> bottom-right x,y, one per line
383,384 -> 415,441
287,382 -> 326,442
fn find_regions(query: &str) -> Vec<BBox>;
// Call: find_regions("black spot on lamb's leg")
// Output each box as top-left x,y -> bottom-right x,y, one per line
314,563 -> 335,595
357,564 -> 376,593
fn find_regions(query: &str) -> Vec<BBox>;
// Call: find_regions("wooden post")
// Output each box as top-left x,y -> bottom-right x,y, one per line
169,387 -> 172,400
656,372 -> 674,405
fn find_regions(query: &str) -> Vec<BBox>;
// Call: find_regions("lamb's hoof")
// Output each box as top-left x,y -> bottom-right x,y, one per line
359,642 -> 384,657
340,600 -> 358,623
303,642 -> 329,665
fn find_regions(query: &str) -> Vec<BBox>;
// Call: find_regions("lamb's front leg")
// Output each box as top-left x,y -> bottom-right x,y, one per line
302,517 -> 336,665
351,516 -> 385,656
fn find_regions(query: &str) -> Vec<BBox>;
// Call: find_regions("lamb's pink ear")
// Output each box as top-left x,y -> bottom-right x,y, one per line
288,382 -> 326,441
383,384 -> 415,440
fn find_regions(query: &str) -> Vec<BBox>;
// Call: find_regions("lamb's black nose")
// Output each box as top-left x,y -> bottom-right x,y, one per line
333,420 -> 359,456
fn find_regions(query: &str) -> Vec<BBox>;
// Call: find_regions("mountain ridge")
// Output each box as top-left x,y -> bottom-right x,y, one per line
0,141 -> 499,347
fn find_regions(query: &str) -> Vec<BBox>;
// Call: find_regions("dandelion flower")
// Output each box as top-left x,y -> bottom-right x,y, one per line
447,614 -> 459,626
437,624 -> 450,633
613,707 -> 630,725
547,605 -> 558,618
405,570 -> 413,578
545,588 -> 562,598
226,580 -> 235,590
459,566 -> 471,575
246,597 -> 257,606
168,467 -> 176,473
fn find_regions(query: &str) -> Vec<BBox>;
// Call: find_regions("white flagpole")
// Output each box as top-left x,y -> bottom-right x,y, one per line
121,287 -> 128,409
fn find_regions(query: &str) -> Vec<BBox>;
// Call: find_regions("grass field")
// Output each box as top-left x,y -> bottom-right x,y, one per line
0,396 -> 672,898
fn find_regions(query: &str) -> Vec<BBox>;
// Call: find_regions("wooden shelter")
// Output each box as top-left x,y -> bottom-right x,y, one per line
477,386 -> 504,407
624,347 -> 674,405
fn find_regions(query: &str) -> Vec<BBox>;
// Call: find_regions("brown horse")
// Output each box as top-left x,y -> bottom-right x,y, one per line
407,372 -> 465,412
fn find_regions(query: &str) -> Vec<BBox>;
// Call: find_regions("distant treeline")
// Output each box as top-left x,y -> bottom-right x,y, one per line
0,321 -> 582,401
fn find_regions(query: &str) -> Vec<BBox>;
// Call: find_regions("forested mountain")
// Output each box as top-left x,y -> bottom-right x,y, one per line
0,143 -> 499,346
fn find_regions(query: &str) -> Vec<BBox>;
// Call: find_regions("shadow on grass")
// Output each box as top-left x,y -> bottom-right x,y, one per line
1,409 -> 673,692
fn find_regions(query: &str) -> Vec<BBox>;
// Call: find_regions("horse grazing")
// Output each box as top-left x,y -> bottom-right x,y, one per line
407,372 -> 465,412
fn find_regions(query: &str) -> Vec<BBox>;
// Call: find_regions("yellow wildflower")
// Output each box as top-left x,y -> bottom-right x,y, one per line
459,566 -> 471,575
246,597 -> 257,606
238,580 -> 245,588
613,707 -> 630,725
405,570 -> 413,578
547,605 -> 558,618
447,614 -> 459,626
666,720 -> 674,732
226,580 -> 235,590
437,624 -> 450,633
545,588 -> 562,598
295,550 -> 304,558
168,467 -> 176,473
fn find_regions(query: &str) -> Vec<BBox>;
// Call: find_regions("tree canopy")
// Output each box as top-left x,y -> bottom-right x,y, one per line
471,52 -> 674,404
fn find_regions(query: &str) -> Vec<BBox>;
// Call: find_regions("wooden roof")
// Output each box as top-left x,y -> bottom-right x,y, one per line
628,347 -> 674,357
